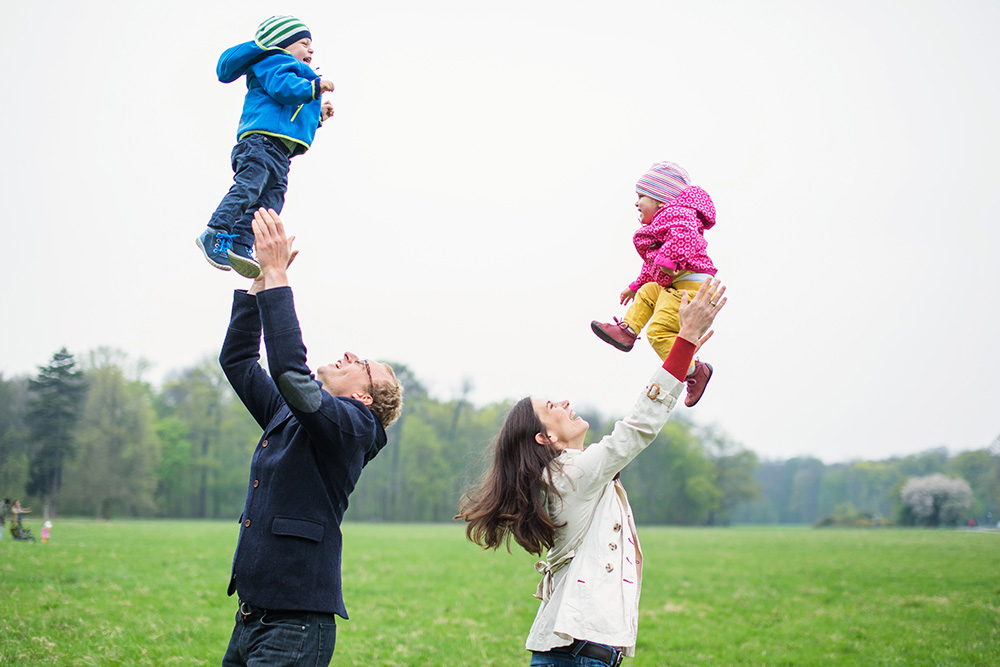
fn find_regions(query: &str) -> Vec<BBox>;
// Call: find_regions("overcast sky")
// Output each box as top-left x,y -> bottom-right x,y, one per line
2,0 -> 997,464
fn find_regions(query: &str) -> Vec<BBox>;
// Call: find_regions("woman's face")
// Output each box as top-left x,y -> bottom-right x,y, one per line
531,398 -> 589,450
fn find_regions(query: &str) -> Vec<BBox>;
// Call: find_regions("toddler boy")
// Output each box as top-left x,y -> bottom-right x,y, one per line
196,16 -> 334,278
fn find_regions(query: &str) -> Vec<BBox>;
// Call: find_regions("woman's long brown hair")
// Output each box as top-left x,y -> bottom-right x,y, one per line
456,397 -> 563,556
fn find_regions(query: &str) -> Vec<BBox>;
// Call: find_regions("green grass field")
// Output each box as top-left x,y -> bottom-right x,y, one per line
1,520 -> 997,666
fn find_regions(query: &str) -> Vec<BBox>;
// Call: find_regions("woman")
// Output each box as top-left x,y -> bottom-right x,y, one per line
458,279 -> 726,666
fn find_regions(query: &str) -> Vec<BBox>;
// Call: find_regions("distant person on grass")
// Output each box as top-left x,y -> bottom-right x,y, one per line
219,208 -> 402,666
0,498 -> 9,541
459,279 -> 726,666
11,500 -> 30,527
9,500 -> 33,542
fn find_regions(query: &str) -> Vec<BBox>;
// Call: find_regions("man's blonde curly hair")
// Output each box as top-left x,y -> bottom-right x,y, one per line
368,363 -> 403,428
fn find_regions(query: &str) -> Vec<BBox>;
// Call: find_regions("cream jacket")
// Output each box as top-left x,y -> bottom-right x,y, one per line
525,368 -> 683,656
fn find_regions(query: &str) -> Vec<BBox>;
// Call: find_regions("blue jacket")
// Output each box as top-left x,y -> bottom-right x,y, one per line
217,41 -> 324,156
220,287 -> 388,617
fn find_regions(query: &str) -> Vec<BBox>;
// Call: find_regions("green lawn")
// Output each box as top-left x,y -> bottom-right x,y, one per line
1,521 -> 997,666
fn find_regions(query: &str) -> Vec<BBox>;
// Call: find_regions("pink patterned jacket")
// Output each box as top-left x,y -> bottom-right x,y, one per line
628,186 -> 717,293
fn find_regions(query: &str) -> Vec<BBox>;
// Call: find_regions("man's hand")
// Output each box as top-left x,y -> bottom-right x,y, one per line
247,246 -> 298,294
677,279 -> 727,353
249,208 -> 298,293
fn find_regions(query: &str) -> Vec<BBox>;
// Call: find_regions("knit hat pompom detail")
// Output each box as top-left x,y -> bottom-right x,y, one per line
256,15 -> 311,50
636,161 -> 691,203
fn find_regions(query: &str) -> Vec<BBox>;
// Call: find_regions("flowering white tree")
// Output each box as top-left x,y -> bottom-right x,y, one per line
900,474 -> 972,526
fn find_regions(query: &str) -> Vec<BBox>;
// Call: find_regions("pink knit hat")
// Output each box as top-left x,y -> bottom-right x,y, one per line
636,161 -> 691,203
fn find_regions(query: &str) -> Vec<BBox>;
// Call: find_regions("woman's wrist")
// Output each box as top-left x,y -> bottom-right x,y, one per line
662,337 -> 696,381
677,327 -> 699,345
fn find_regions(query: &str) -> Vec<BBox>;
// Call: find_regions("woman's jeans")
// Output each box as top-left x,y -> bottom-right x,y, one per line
530,642 -> 624,666
530,655 -> 616,666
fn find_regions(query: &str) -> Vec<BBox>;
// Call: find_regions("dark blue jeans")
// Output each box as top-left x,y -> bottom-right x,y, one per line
530,642 -> 623,666
529,653 -> 615,666
208,133 -> 290,249
221,607 -> 336,667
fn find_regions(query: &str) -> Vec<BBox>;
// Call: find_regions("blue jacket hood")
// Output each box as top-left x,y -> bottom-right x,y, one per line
217,40 -> 284,83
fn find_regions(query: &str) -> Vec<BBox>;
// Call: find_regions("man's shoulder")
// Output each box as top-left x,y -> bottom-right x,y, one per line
281,391 -> 379,437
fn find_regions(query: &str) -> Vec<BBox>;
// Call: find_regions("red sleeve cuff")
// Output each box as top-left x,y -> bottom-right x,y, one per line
662,337 -> 696,382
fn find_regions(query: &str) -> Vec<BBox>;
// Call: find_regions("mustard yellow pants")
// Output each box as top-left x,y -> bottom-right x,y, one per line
623,280 -> 705,362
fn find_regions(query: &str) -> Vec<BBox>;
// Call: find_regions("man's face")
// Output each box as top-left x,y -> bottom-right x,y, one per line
316,352 -> 392,403
285,37 -> 314,64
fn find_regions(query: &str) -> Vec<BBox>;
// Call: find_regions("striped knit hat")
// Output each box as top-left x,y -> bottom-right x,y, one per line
636,161 -> 691,203
255,16 -> 311,50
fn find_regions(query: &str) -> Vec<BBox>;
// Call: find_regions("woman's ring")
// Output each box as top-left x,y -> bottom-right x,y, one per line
710,301 -> 719,307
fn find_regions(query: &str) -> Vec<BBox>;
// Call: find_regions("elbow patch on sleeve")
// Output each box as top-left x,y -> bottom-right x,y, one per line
277,371 -> 322,413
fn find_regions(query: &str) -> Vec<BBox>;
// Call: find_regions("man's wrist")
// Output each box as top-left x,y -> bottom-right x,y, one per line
261,267 -> 289,289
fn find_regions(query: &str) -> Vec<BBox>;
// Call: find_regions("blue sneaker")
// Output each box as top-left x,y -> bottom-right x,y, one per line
196,228 -> 237,271
228,242 -> 261,279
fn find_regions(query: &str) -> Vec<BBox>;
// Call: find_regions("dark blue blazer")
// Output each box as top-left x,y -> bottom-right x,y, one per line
220,287 -> 387,617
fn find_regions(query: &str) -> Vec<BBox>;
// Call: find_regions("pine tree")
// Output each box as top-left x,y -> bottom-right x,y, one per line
25,348 -> 86,517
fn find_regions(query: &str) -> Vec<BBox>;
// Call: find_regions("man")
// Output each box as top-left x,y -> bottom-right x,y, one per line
219,208 -> 403,666
0,499 -> 9,541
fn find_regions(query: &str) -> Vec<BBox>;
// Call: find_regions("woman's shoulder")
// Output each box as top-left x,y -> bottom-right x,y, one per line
546,450 -> 585,484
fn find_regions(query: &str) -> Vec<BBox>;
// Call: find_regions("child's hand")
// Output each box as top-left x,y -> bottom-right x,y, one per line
619,288 -> 636,305
320,79 -> 335,93
321,101 -> 334,122
658,266 -> 681,277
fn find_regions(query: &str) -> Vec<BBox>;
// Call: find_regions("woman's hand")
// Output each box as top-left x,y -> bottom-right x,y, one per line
677,279 -> 726,352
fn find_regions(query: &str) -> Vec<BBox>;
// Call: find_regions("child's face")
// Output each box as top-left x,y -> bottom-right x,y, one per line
286,37 -> 314,64
636,194 -> 664,225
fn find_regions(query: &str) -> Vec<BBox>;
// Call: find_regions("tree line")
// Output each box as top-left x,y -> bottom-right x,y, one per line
734,445 -> 999,526
1,349 -> 995,527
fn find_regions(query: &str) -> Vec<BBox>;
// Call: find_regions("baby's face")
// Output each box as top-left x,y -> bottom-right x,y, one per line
286,37 -> 314,64
635,194 -> 664,225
